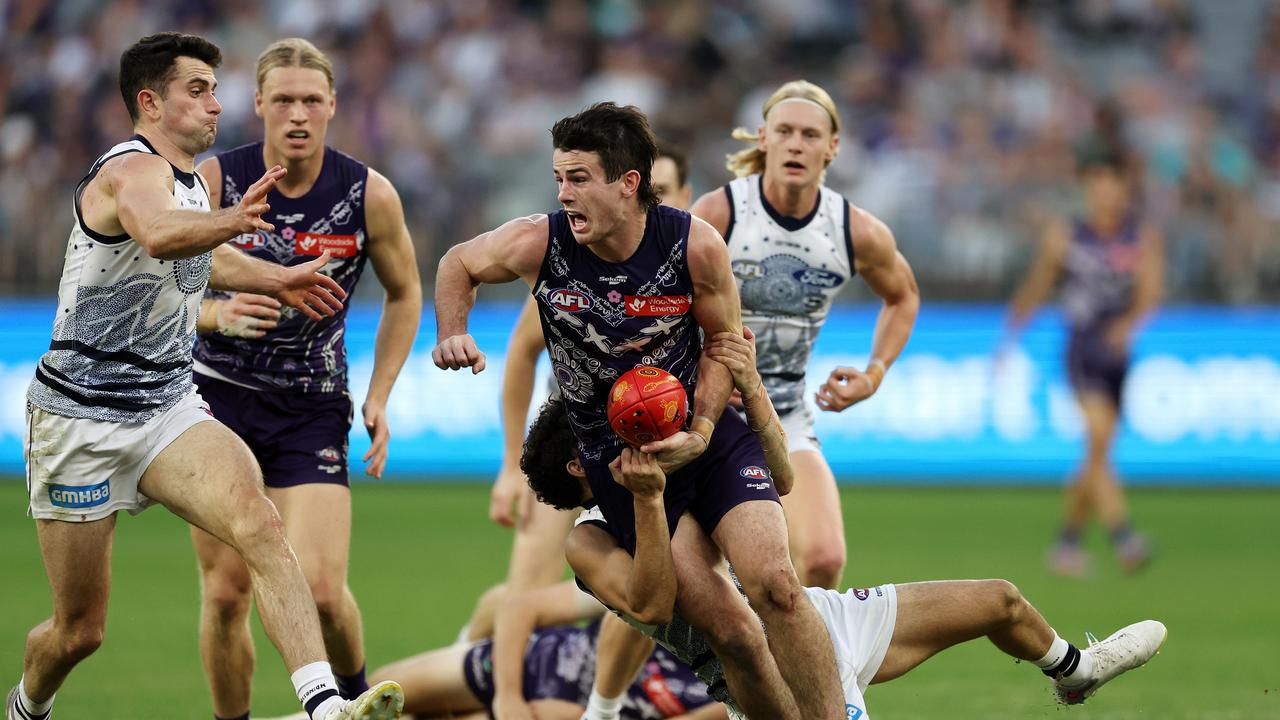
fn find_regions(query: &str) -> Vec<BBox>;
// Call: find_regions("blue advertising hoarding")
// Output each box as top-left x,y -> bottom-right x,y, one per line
1,300 -> 1276,482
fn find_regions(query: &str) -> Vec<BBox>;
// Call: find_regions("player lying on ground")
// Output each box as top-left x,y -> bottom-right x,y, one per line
520,328 -> 1168,718
365,586 -> 717,720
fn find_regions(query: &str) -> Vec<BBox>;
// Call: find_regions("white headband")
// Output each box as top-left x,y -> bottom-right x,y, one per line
767,96 -> 836,124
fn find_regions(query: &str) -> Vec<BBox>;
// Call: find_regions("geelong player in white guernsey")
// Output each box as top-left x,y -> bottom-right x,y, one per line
690,81 -> 920,589
12,33 -> 402,720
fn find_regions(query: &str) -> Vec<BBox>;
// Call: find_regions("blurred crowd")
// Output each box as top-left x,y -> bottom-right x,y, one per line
2,0 -> 1278,302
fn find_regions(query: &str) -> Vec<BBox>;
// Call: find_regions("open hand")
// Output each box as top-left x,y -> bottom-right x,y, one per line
234,165 -> 286,233
214,293 -> 281,338
276,251 -> 346,320
361,399 -> 390,479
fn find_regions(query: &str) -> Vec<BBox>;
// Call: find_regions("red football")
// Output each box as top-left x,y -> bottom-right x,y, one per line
607,366 -> 689,447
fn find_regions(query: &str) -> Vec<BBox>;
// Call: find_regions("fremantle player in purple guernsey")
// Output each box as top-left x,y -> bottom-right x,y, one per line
432,103 -> 845,719
188,39 -> 421,720
1004,151 -> 1164,577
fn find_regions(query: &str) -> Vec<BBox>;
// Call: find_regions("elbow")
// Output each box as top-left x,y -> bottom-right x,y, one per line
629,600 -> 674,626
774,470 -> 795,497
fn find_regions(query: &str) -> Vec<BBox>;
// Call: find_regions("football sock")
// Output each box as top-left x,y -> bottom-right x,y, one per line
582,690 -> 623,720
291,661 -> 343,719
1035,633 -> 1093,686
1109,523 -> 1134,545
13,677 -> 53,719
1058,526 -> 1082,546
335,664 -> 368,700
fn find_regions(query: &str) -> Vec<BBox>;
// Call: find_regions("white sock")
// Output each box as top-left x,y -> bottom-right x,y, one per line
291,661 -> 343,719
1033,632 -> 1093,686
16,677 -> 54,717
582,690 -> 623,720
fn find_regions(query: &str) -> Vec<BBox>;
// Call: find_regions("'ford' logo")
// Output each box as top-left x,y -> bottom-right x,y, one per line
794,268 -> 843,288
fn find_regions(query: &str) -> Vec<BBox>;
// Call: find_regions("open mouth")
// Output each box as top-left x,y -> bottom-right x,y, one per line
286,130 -> 310,144
566,211 -> 589,234
783,161 -> 806,172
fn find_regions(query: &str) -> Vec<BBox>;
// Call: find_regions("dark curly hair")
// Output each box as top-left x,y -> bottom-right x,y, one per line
520,398 -> 587,510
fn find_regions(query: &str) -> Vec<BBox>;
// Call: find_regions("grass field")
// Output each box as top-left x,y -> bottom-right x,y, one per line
1,482 -> 1277,719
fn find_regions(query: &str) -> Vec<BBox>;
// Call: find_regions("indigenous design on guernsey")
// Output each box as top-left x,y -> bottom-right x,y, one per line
723,174 -> 854,416
534,206 -> 699,464
193,141 -> 369,394
466,620 -> 712,719
1060,215 -> 1140,332
27,135 -> 212,423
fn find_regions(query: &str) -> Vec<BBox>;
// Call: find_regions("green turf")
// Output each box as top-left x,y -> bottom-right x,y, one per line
2,483 -> 1277,719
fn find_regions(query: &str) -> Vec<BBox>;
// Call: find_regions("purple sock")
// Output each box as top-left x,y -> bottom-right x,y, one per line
214,714 -> 250,720
335,665 -> 368,700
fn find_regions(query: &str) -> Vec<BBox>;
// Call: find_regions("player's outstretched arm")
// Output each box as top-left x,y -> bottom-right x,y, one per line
491,581 -> 606,720
362,169 -> 423,478
703,328 -> 794,496
208,245 -> 347,321
111,153 -> 285,260
493,298 -> 546,526
433,215 -> 548,374
817,206 -> 920,412
641,218 -> 741,470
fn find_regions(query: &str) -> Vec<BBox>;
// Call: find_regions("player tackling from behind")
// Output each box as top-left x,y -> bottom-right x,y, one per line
11,33 -> 401,720
522,326 -> 1168,717
432,103 -> 846,719
189,38 -> 421,720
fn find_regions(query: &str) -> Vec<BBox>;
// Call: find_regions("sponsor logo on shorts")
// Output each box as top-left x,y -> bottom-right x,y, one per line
625,295 -> 690,316
316,446 -> 342,462
853,588 -> 870,601
794,267 -> 845,288
48,479 -> 111,509
846,704 -> 865,719
318,464 -> 343,474
295,232 -> 358,258
549,288 -> 592,312
740,465 -> 769,480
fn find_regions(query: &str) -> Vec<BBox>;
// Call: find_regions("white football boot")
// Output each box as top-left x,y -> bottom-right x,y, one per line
1055,620 -> 1167,705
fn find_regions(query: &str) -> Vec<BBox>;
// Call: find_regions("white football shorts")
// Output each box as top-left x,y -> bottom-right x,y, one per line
24,389 -> 215,522
805,583 -> 898,719
780,404 -> 821,455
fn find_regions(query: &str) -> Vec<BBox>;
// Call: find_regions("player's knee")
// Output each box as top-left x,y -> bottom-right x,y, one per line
55,619 -> 105,663
226,496 -> 287,554
742,563 -> 805,615
309,577 -> 346,625
986,579 -> 1026,626
702,612 -> 768,662
203,573 -> 253,623
797,546 -> 846,589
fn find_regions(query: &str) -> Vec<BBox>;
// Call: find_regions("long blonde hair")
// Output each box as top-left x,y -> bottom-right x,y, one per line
256,38 -> 335,92
726,80 -> 841,178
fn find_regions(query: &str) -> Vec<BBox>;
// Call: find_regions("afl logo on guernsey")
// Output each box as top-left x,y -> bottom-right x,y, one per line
549,289 -> 591,312
740,465 -> 769,480
794,268 -> 844,288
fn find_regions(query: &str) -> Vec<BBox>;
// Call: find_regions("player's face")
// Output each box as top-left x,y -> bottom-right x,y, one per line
553,149 -> 636,245
652,156 -> 691,210
153,57 -> 221,155
256,66 -> 336,162
1082,167 -> 1128,218
759,100 -> 837,190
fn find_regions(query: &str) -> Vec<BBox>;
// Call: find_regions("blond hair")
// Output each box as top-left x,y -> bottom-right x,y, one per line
256,38 -> 335,92
726,80 -> 841,178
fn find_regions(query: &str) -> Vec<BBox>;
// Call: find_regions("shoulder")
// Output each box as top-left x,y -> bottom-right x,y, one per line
846,202 -> 894,261
363,168 -> 401,214
196,156 -> 222,203
101,151 -> 175,192
686,214 -> 730,264
690,187 -> 732,236
495,213 -> 550,243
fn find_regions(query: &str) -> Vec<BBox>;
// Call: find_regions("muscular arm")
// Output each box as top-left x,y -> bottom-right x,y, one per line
1109,223 -> 1164,340
686,218 -> 742,437
433,216 -> 547,372
106,152 -> 277,260
501,298 -> 546,472
360,170 -> 423,477
565,497 -> 675,627
853,206 -> 919,385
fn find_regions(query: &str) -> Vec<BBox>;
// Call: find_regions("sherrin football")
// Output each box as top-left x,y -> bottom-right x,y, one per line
607,365 -> 688,447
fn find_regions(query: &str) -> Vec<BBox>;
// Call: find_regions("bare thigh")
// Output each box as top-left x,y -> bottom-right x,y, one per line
372,643 -> 480,717
780,449 -> 846,580
268,483 -> 353,589
873,580 -> 1006,683
35,515 -> 117,631
505,500 -> 576,590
